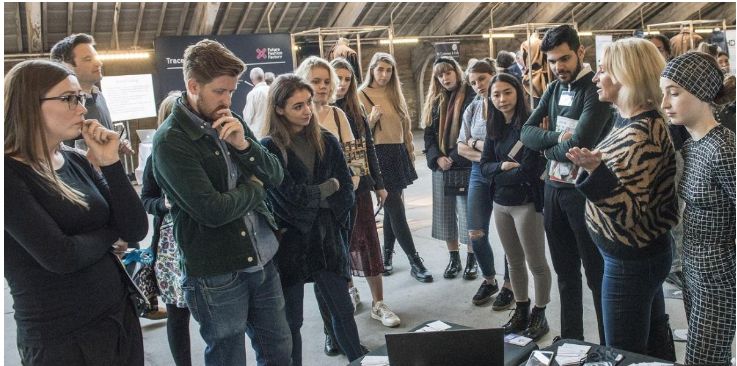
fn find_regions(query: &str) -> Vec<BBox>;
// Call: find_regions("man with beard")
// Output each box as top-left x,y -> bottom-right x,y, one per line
520,25 -> 613,344
50,33 -> 133,155
152,39 -> 291,365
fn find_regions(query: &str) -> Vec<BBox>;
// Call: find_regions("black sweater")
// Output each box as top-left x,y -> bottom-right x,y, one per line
4,151 -> 148,346
140,155 -> 169,251
480,124 -> 546,211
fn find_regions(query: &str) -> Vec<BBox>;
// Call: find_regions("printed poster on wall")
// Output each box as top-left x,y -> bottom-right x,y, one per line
726,30 -> 736,75
155,33 -> 294,115
100,74 -> 157,122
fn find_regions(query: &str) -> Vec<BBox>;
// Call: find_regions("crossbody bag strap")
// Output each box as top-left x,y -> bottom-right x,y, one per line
332,107 -> 344,143
360,91 -> 382,134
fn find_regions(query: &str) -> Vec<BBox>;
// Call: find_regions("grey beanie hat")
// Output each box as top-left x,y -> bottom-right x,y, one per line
661,52 -> 724,102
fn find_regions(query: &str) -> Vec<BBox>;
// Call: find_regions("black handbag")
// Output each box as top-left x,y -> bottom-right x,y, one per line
442,167 -> 471,196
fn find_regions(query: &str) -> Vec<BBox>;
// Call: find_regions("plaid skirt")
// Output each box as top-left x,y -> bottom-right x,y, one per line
431,170 -> 470,245
349,191 -> 384,277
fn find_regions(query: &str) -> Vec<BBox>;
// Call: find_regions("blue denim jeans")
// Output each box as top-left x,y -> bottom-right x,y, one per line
182,261 -> 292,366
600,244 -> 672,354
282,270 -> 363,365
467,163 -> 510,281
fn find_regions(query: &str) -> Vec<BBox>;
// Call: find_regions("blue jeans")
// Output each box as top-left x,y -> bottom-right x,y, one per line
282,271 -> 363,365
182,261 -> 292,366
600,244 -> 672,354
467,163 -> 510,281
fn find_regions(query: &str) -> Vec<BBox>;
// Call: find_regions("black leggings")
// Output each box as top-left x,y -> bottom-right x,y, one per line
383,189 -> 418,258
165,304 -> 192,366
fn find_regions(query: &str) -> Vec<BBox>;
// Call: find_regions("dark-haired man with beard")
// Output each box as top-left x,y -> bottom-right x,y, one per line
520,25 -> 613,344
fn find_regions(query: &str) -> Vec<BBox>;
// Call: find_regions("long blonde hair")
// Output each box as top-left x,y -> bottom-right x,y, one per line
157,91 -> 182,127
5,59 -> 88,208
295,56 -> 339,104
602,38 -> 665,116
263,74 -> 325,160
359,52 -> 412,130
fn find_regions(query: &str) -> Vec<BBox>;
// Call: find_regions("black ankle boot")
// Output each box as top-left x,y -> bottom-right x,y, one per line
409,252 -> 433,283
463,252 -> 478,280
503,300 -> 529,335
324,333 -> 341,356
443,251 -> 462,279
523,306 -> 549,340
383,246 -> 394,275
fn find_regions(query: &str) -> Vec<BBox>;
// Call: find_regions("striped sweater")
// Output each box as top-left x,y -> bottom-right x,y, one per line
576,110 -> 678,259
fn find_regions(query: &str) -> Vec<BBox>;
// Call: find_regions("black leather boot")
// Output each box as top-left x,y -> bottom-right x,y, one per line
383,246 -> 394,275
523,306 -> 550,340
324,333 -> 341,356
443,251 -> 462,279
463,252 -> 479,280
409,252 -> 433,283
503,300 -> 530,335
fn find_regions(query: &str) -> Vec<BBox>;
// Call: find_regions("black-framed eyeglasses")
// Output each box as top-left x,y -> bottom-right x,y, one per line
39,93 -> 88,110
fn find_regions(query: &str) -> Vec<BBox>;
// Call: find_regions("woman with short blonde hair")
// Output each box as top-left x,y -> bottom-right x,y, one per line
567,38 -> 678,358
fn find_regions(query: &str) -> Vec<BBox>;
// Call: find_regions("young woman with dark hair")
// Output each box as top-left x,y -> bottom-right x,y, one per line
457,59 -> 515,310
480,73 -> 550,340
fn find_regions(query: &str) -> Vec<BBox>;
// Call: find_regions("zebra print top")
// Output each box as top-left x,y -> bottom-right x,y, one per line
576,110 -> 679,259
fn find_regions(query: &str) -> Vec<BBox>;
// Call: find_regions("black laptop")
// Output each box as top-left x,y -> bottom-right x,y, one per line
385,328 -> 504,366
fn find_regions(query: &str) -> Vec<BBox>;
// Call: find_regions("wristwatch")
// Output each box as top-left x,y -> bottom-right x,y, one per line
472,139 -> 479,150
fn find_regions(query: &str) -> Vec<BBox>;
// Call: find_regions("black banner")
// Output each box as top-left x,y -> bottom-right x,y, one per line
154,33 -> 294,114
433,41 -> 461,60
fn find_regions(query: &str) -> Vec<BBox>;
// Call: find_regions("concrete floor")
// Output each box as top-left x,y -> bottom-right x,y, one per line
4,133 -> 691,365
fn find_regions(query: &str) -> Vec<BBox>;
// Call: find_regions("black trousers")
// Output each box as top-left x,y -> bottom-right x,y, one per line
383,189 -> 419,259
18,301 -> 143,366
543,184 -> 605,344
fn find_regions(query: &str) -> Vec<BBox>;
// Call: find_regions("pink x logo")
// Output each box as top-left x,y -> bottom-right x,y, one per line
256,48 -> 267,60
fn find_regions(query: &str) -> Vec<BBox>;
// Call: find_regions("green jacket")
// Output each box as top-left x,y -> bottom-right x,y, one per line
152,98 -> 283,277
520,65 -> 614,188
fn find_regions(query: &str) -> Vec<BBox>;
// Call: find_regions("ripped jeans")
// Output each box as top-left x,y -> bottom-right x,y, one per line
467,163 -> 509,281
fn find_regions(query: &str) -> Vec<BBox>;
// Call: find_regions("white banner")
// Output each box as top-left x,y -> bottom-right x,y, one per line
99,74 -> 157,122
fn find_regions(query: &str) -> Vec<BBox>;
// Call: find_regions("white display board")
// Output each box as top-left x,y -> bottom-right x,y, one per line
595,35 -> 613,67
99,74 -> 157,122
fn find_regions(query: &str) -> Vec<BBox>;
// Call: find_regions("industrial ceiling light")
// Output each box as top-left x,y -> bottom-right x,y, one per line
578,31 -> 593,36
695,28 -> 718,34
97,52 -> 151,61
643,31 -> 661,35
482,33 -> 515,39
379,38 -> 419,45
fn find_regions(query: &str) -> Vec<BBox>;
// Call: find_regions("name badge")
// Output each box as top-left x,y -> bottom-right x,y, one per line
558,90 -> 574,106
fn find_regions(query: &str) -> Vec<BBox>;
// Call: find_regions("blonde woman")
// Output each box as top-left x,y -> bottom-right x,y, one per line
567,38 -> 677,357
140,91 -> 192,366
358,52 -> 433,282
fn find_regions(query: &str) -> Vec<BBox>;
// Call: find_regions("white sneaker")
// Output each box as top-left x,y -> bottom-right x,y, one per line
349,286 -> 361,313
371,301 -> 400,327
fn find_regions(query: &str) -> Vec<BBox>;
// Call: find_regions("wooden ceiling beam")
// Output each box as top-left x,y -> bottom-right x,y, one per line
235,3 -> 253,35
290,2 -> 311,33
216,3 -> 233,35
156,3 -> 168,37
176,3 -> 190,36
67,2 -> 73,36
274,3 -> 291,32
25,2 -> 43,53
133,2 -> 146,47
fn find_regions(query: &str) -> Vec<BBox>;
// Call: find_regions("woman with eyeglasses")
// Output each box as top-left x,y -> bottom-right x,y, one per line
4,59 -> 148,365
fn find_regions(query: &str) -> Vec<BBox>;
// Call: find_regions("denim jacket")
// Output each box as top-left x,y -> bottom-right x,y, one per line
152,96 -> 283,277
